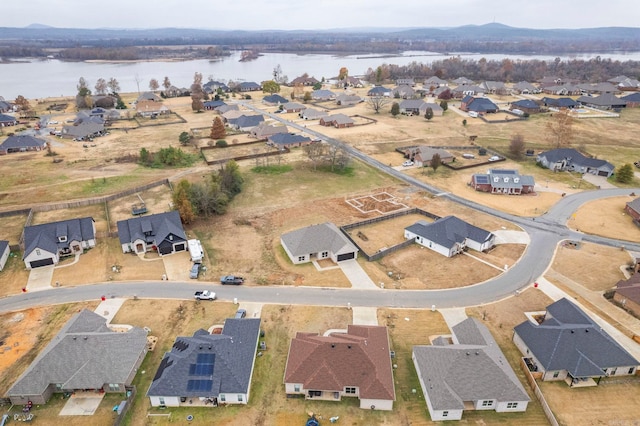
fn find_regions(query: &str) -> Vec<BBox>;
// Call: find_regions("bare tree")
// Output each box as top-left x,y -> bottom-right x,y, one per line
149,78 -> 160,92
546,110 -> 574,148
190,72 -> 205,112
366,96 -> 391,114
163,76 -> 171,91
430,153 -> 442,173
107,77 -> 121,94
509,133 -> 526,159
304,142 -> 327,171
94,78 -> 107,95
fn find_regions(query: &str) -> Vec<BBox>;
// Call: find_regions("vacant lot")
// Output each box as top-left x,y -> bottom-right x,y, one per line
0,212 -> 28,245
571,194 -> 640,242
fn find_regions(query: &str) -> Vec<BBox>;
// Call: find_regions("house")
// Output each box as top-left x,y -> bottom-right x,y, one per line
203,100 -> 226,110
540,97 -> 579,109
136,101 -> 171,118
510,99 -> 540,114
577,93 -> 627,110
542,84 -> 582,96
613,273 -> 640,318
117,211 -> 187,256
163,85 -> 188,98
267,133 -> 313,150
0,98 -> 14,113
136,91 -> 162,103
451,85 -> 485,99
481,81 -> 507,95
576,82 -> 619,95
22,217 -> 96,269
0,135 -> 47,155
423,103 -> 444,116
452,77 -> 474,85
61,121 -> 105,140
284,325 -> 395,410
238,81 -> 261,92
512,81 -> 539,94
147,318 -> 261,407
299,108 -> 328,120
216,104 -> 239,115
538,76 -> 565,87
281,222 -> 358,264
228,114 -> 264,131
614,77 -> 640,91
203,80 -> 230,93
396,78 -> 415,86
470,169 -> 535,195
250,122 -> 288,140
0,240 -> 9,271
311,89 -> 336,101
367,86 -> 391,97
621,92 -> 640,108
513,298 -> 639,386
282,102 -> 306,113
0,113 -> 18,127
413,318 -> 530,422
335,94 -> 362,106
625,197 -> 640,224
333,76 -> 363,88
221,109 -> 245,122
399,100 -> 428,116
404,146 -> 454,167
290,75 -> 320,86
460,96 -> 499,114
391,85 -> 415,99
6,309 -> 148,405
536,148 -> 615,177
262,94 -> 288,106
404,216 -> 495,257
424,76 -> 448,87
320,113 -> 355,128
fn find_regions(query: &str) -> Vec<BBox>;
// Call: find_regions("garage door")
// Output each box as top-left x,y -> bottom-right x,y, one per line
174,243 -> 186,252
337,252 -> 355,262
598,170 -> 609,176
30,258 -> 54,268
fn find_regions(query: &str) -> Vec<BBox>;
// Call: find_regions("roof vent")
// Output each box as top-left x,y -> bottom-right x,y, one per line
347,345 -> 352,349
466,352 -> 470,356
475,351 -> 479,355
331,344 -> 335,348
84,336 -> 88,340
570,330 -> 575,334
585,329 -> 589,333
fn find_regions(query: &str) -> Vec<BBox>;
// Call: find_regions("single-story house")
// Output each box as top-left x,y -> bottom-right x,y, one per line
320,113 -> 354,128
290,75 -> 319,86
284,325 -> 395,411
136,100 -> 171,118
162,85 -> 188,98
423,103 -> 444,116
404,216 -> 495,257
404,146 -> 454,167
117,211 -> 187,256
332,76 -> 364,88
513,298 -> 639,386
577,93 -> 627,110
576,82 -> 619,95
203,80 -> 230,93
61,121 -> 105,140
391,85 -> 415,99
221,109 -> 245,122
282,102 -> 306,113
147,318 -> 261,407
396,78 -> 415,86
460,96 -> 498,114
367,86 -> 391,97
542,84 -> 582,96
250,122 -> 288,140
452,84 -> 485,98
613,273 -> 640,318
281,222 -> 358,264
22,217 -> 96,269
0,240 -> 9,271
262,94 -> 288,106
203,100 -> 226,110
413,318 -> 530,421
227,114 -> 264,131
311,89 -> 336,101
621,92 -> 640,108
0,113 -> 19,127
216,104 -> 239,115
540,97 -> 579,109
238,82 -> 261,92
399,100 -> 429,116
625,197 -> 640,223
299,108 -> 329,120
536,148 -> 615,177
470,169 -> 535,195
0,135 -> 47,155
335,94 -> 362,106
0,99 -> 14,113
481,81 -> 508,95
615,77 -> 640,91
510,99 -> 541,114
424,76 -> 448,87
512,81 -> 540,94
136,91 -> 162,102
452,77 -> 474,86
6,309 -> 148,405
267,133 -> 313,150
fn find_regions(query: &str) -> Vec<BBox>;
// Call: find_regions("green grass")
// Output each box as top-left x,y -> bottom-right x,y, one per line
80,174 -> 148,196
251,164 -> 293,174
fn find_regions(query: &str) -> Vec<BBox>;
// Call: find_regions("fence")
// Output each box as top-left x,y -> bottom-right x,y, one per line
203,144 -> 290,166
112,386 -> 136,426
519,358 -> 559,426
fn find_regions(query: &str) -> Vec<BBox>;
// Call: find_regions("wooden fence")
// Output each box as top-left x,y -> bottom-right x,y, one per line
519,358 -> 559,426
112,386 -> 136,426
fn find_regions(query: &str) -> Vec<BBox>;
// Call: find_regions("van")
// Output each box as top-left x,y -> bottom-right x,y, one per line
468,111 -> 478,118
462,153 -> 475,159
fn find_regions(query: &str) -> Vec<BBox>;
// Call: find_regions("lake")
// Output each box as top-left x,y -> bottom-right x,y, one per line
2,50 -> 640,99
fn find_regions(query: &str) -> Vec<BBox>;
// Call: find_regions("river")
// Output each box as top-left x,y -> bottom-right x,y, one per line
1,50 -> 640,99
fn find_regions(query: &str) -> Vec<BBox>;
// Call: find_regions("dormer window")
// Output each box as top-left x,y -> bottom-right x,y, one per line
58,236 -> 67,243
503,177 -> 509,183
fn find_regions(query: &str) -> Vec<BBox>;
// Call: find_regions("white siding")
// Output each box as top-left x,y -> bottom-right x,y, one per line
406,229 -> 453,257
495,400 -> 529,412
431,408 -> 463,421
359,398 -> 393,411
149,396 -> 180,407
219,393 -> 248,405
0,244 -> 9,271
23,248 -> 58,269
285,383 -> 304,394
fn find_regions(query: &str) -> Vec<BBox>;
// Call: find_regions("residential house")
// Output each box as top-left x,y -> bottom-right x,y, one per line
267,133 -> 313,150
282,102 -> 307,113
424,76 -> 448,87
250,122 -> 288,140
22,217 -> 96,269
61,121 -> 105,140
299,108 -> 329,120
512,81 -> 539,94
136,92 -> 162,103
367,86 -> 391,97
0,98 -> 14,113
577,93 -> 627,110
391,85 -> 415,99
470,169 -> 535,195
576,82 -> 619,95
536,148 -> 615,177
404,146 -> 453,167
0,113 -> 18,127
311,89 -> 336,101
404,216 -> 495,257
396,78 -> 415,86
334,76 -> 363,88
542,84 -> 581,96
228,114 -> 264,131
203,80 -> 230,93
284,325 -> 395,410
290,75 -> 320,86
0,240 -> 9,271
262,94 -> 288,106
335,94 -> 362,106
6,309 -> 148,405
621,92 -> 640,108
613,273 -> 640,318
0,135 -> 47,155
147,318 -> 261,407
538,76 -> 566,87
238,82 -> 261,92
163,85 -> 188,98
136,101 -> 171,118
320,113 -> 355,128
413,318 -> 530,422
510,99 -> 541,114
117,211 -> 187,256
424,103 -> 444,116
203,100 -> 226,110
281,222 -> 358,264
221,109 -> 245,122
614,77 -> 640,91
460,96 -> 499,114
625,197 -> 640,224
540,97 -> 579,109
481,81 -> 508,95
513,298 -> 639,386
399,100 -> 429,116
452,77 -> 474,85
451,85 -> 485,99
216,104 -> 239,115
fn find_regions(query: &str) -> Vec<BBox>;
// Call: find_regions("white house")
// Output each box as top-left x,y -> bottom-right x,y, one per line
281,222 -> 358,264
404,216 -> 495,257
0,240 -> 10,271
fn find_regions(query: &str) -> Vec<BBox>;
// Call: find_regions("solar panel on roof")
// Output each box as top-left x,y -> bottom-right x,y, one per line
197,353 -> 215,364
474,175 -> 490,184
187,379 -> 213,392
189,363 -> 214,376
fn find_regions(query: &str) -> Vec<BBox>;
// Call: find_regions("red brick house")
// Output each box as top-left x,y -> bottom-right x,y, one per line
625,197 -> 640,224
320,113 -> 354,128
614,273 -> 640,318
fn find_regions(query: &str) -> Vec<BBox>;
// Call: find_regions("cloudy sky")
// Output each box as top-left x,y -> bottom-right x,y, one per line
1,0 -> 638,30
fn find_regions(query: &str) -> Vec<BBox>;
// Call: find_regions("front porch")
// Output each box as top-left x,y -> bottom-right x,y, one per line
565,376 -> 599,388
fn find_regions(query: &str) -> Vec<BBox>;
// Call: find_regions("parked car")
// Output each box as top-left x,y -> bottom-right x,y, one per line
194,290 -> 216,300
221,275 -> 244,285
235,309 -> 247,319
488,156 -> 501,162
402,160 -> 414,167
189,263 -> 201,279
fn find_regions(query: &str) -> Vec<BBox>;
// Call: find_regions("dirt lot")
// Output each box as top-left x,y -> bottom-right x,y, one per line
571,195 -> 640,242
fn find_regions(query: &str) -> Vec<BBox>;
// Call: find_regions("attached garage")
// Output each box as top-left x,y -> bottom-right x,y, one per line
598,170 -> 610,176
174,243 -> 186,252
337,252 -> 356,262
29,258 -> 54,268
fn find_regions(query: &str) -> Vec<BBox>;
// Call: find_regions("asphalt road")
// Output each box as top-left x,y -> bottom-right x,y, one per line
1,103 -> 638,314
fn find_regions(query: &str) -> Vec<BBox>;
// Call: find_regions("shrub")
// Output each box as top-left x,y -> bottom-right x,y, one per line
215,139 -> 228,147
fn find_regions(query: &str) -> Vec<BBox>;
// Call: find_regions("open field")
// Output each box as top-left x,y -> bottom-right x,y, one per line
571,194 -> 640,241
0,213 -> 28,245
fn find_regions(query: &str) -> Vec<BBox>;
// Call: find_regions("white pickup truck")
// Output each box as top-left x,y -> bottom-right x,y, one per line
194,290 -> 216,300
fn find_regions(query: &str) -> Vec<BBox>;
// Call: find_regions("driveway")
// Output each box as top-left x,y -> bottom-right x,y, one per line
493,230 -> 531,244
59,392 -> 104,416
581,173 -> 616,189
352,307 -> 379,325
26,265 -> 54,292
338,259 -> 380,289
161,251 -> 192,281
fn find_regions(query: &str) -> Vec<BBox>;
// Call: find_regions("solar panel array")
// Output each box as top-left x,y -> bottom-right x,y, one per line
474,175 -> 490,184
189,363 -> 214,375
186,379 -> 213,392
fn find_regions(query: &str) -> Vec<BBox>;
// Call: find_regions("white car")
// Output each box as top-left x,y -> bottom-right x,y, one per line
402,160 -> 414,167
488,156 -> 501,162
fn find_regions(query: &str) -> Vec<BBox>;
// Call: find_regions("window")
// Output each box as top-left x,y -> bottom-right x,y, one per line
36,249 -> 41,256
629,367 -> 636,375
58,236 -> 67,242
507,402 -> 518,409
55,383 -> 63,390
552,371 -> 560,378
481,400 -> 493,407
108,383 -> 120,391
442,411 -> 448,417
298,256 -> 306,262
219,395 -> 226,402
159,397 -> 165,405
294,385 -> 300,392
237,394 -> 243,402
345,387 -> 356,394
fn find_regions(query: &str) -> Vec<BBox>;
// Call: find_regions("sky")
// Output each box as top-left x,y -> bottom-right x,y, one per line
1,0 -> 639,30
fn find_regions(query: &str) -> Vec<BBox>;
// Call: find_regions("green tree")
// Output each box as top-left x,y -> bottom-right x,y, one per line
391,102 -> 400,117
312,82 -> 322,90
462,119 -> 467,126
615,164 -> 634,183
262,80 -> 281,94
179,131 -> 191,146
424,107 -> 434,121
77,77 -> 91,97
439,100 -> 448,111
139,147 -> 151,165
210,116 -> 226,139
218,160 -> 244,196
430,153 -> 442,172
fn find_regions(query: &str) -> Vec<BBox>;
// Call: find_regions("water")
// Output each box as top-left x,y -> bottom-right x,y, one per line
1,50 -> 639,99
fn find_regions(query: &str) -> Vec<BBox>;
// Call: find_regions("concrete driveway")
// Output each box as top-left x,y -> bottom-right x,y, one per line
26,265 -> 54,292
162,251 -> 192,281
338,260 -> 379,289
59,392 -> 104,416
493,230 -> 531,244
581,173 -> 616,189
352,307 -> 379,325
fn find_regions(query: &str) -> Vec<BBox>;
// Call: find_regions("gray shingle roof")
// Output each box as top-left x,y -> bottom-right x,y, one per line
473,169 -> 535,190
461,96 -> 498,112
281,222 -> 357,258
405,216 -> 493,249
627,197 -> 640,215
0,135 -> 46,152
514,298 -> 639,377
23,217 -> 95,260
147,318 -> 260,397
413,318 -> 529,411
267,133 -> 311,146
116,211 -> 186,247
263,94 -> 288,104
622,92 -> 640,102
512,99 -> 539,109
537,148 -> 614,172
7,310 -> 147,397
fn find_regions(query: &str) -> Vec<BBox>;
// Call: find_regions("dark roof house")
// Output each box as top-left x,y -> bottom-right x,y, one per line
117,211 -> 187,256
460,96 -> 498,113
404,216 -> 495,257
577,93 -> 627,110
0,135 -> 47,155
536,148 -> 615,177
281,222 -> 358,264
262,94 -> 288,105
267,133 -> 312,149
